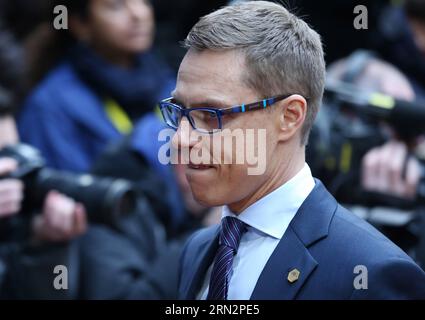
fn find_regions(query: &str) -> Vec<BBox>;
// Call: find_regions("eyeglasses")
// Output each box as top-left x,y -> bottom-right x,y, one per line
159,94 -> 297,134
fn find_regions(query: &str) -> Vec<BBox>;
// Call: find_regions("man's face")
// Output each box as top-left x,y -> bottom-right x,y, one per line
171,50 -> 281,210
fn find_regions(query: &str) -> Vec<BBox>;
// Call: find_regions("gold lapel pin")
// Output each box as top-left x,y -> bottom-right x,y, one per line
287,268 -> 300,283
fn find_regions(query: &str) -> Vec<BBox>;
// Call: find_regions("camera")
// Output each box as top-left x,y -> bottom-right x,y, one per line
0,144 -> 136,228
307,81 -> 425,265
308,80 -> 425,207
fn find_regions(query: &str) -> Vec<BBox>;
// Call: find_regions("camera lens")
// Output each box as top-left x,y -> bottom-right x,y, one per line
33,169 -> 137,227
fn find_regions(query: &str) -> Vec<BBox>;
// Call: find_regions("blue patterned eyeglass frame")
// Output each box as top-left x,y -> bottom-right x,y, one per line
159,94 -> 301,134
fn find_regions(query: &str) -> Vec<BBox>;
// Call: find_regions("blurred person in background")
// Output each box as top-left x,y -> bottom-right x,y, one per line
18,0 -> 175,172
0,26 -> 87,299
91,114 -> 200,236
75,113 -> 221,299
375,0 -> 425,98
326,52 -> 422,201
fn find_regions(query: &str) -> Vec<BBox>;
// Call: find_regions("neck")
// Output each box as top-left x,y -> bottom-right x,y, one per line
91,43 -> 135,69
228,146 -> 305,214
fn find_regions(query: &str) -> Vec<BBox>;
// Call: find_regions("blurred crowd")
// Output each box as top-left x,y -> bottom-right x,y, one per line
0,0 -> 425,299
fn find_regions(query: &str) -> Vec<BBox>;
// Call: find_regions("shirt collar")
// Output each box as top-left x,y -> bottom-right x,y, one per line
222,163 -> 315,239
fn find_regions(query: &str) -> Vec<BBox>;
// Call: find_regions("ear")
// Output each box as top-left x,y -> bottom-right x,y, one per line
276,94 -> 307,143
69,15 -> 92,43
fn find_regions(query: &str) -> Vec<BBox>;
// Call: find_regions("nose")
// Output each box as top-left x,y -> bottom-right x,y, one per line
171,118 -> 198,151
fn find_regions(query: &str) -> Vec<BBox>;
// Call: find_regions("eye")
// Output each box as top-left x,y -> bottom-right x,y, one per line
222,112 -> 237,120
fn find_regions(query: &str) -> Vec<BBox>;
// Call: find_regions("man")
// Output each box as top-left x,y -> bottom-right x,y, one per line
0,115 -> 87,299
0,116 -> 86,243
161,1 -> 425,299
330,53 -> 422,202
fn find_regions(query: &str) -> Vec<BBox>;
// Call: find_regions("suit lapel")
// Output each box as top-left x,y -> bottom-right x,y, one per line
184,228 -> 220,299
251,180 -> 338,300
250,226 -> 318,300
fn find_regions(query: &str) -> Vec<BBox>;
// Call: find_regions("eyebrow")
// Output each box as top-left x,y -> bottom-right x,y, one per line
171,91 -> 229,109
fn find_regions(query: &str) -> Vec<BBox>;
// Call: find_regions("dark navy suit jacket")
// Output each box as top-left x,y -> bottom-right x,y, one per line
178,180 -> 425,299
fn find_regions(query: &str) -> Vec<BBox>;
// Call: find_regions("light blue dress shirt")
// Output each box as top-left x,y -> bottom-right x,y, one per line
198,163 -> 315,300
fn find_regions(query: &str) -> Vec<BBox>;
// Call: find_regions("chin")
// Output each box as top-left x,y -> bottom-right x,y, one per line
191,188 -> 224,208
128,36 -> 153,51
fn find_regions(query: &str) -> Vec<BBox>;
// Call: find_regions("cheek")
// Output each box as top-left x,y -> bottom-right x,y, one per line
91,17 -> 126,42
91,11 -> 132,36
188,164 -> 249,207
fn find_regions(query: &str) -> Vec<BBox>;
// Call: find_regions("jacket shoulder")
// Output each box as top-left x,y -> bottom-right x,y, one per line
331,205 -> 413,262
23,62 -> 98,113
306,204 -> 425,299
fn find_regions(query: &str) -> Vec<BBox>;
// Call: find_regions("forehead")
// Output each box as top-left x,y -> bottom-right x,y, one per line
173,49 -> 255,106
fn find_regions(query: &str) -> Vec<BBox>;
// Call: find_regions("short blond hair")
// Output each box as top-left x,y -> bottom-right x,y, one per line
184,1 -> 326,145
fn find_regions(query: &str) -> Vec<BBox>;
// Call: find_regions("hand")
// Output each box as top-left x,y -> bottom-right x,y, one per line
361,140 -> 422,199
32,190 -> 87,242
0,158 -> 23,218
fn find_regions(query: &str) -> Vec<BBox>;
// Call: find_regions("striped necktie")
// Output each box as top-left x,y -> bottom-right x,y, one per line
207,216 -> 247,300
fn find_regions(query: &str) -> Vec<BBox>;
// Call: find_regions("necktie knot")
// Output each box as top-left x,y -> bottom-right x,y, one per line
219,216 -> 246,252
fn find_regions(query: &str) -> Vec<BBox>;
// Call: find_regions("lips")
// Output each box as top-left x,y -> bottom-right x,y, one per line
187,162 -> 215,170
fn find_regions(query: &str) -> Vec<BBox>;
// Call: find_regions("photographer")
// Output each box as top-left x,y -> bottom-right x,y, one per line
0,26 -> 87,299
307,50 -> 425,263
327,52 -> 424,201
0,118 -> 88,299
1,156 -> 87,241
